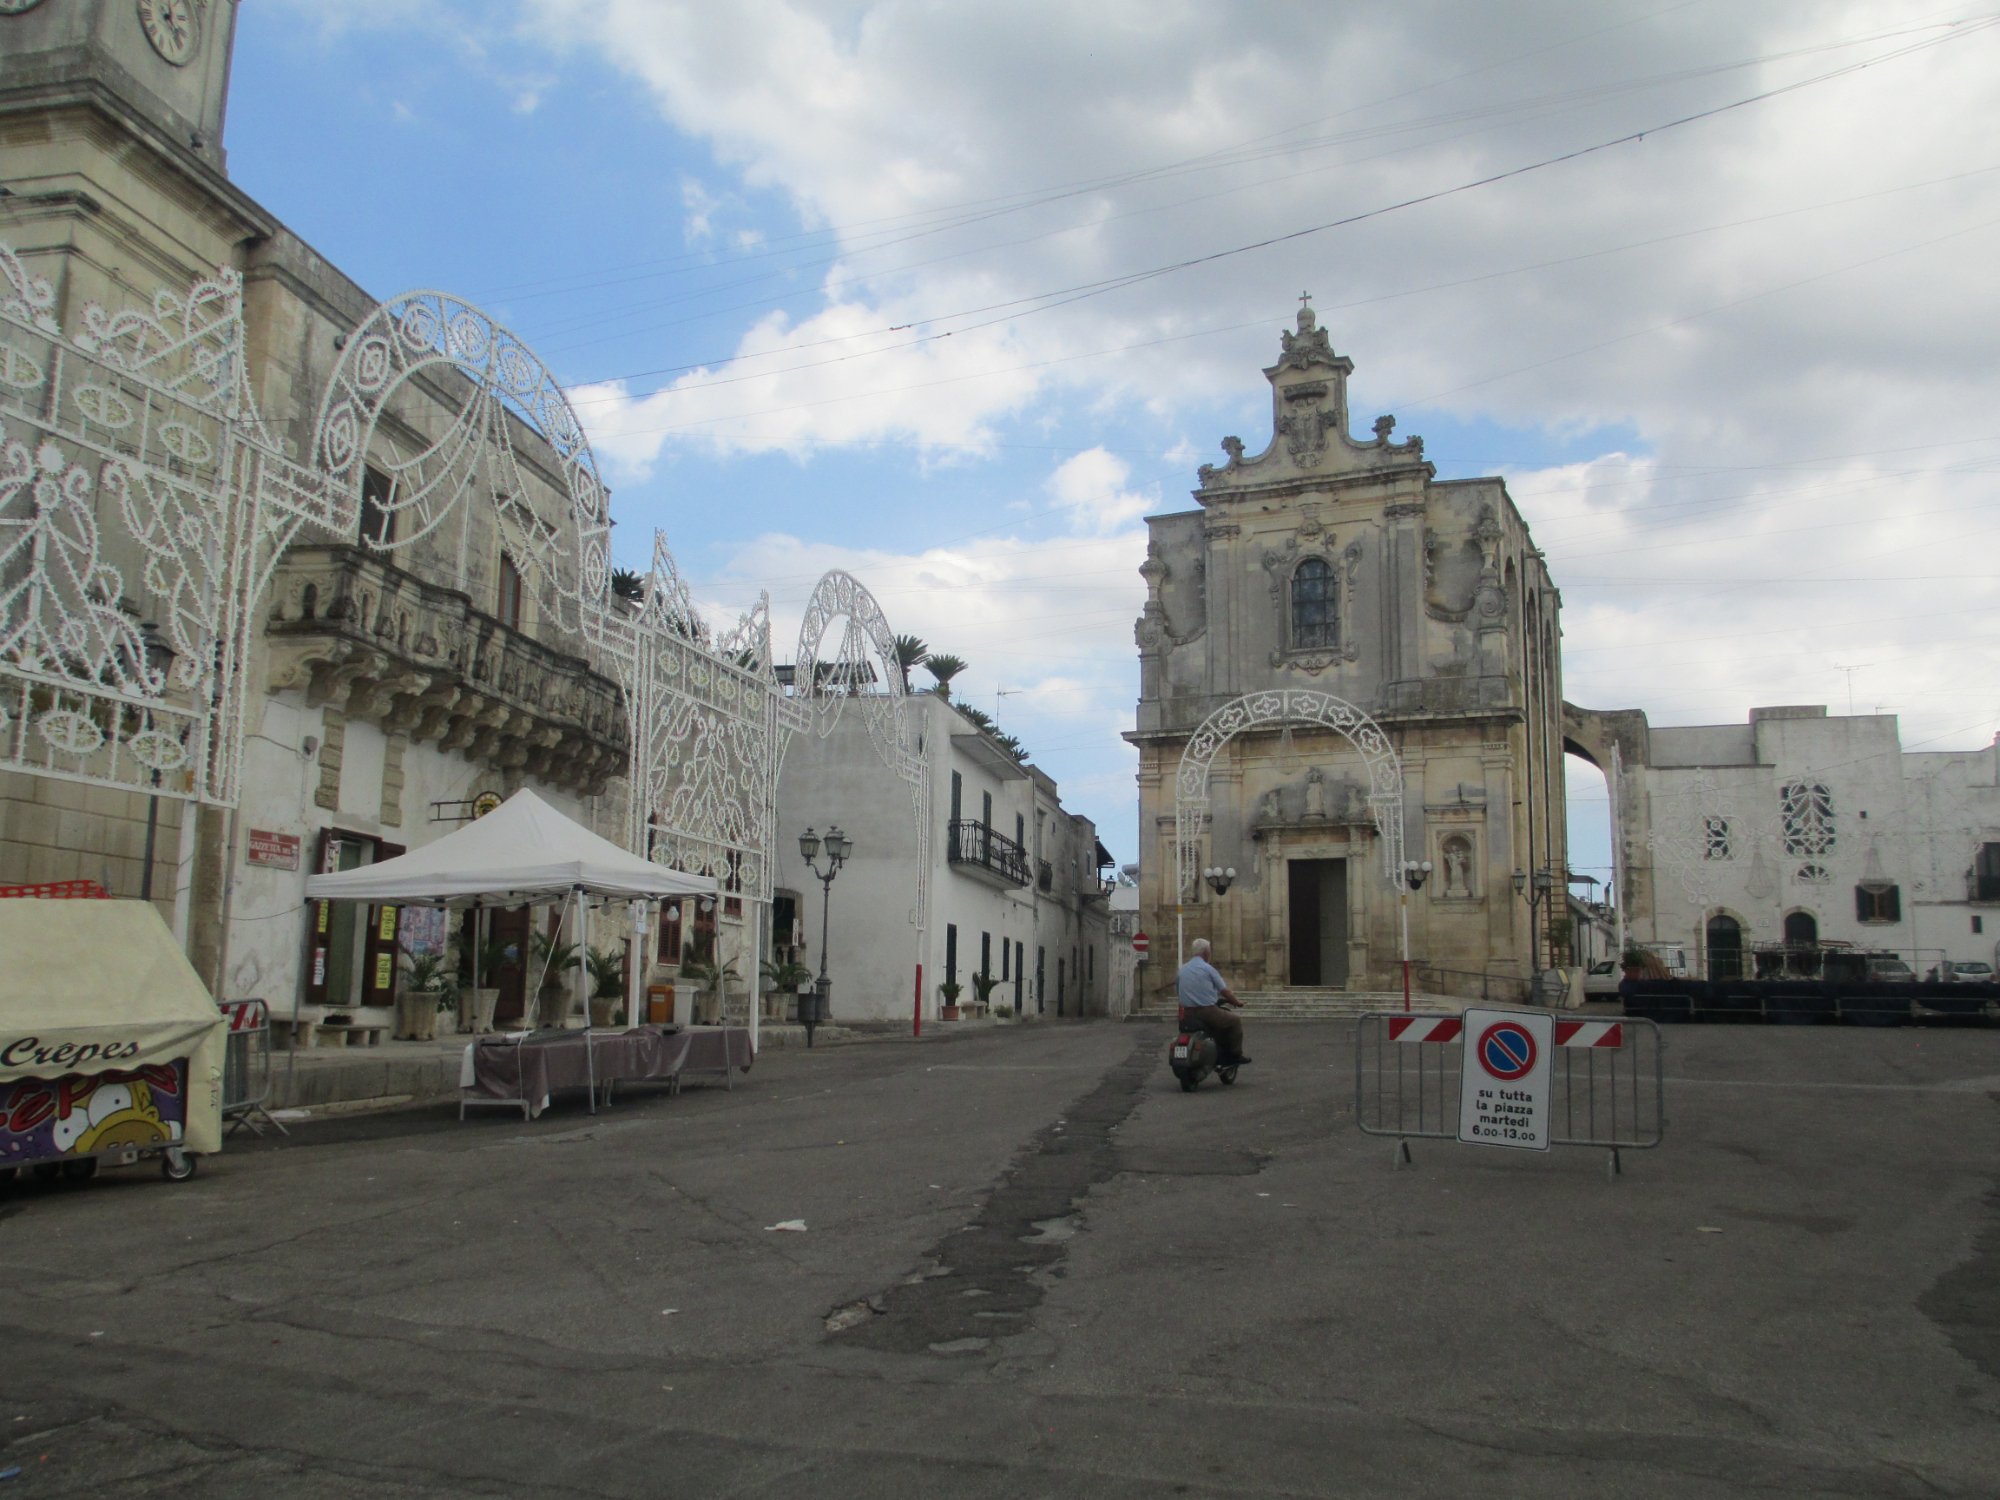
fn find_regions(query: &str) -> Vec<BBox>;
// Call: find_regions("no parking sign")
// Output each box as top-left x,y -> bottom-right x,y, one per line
1456,1008 -> 1554,1151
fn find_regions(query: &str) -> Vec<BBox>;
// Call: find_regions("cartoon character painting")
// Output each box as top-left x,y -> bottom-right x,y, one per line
0,1063 -> 186,1168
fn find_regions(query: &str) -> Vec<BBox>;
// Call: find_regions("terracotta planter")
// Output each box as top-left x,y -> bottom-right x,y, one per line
589,996 -> 621,1029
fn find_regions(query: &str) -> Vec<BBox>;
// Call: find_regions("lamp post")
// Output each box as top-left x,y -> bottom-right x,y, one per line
1514,866 -> 1557,980
1203,865 -> 1235,897
798,825 -> 851,1048
137,622 -> 175,904
1399,858 -> 1432,1013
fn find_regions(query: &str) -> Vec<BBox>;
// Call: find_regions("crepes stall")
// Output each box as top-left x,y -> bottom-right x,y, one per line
0,899 -> 222,1186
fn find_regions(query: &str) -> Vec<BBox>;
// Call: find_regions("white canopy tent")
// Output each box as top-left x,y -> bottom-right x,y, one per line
305,789 -> 718,1112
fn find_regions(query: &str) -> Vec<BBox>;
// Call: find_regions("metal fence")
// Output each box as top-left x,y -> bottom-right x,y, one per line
218,998 -> 286,1137
1354,1011 -> 1664,1178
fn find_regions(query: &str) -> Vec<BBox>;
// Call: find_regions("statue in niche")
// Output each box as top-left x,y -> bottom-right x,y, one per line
1260,788 -> 1282,824
1442,835 -> 1472,898
1304,767 -> 1327,819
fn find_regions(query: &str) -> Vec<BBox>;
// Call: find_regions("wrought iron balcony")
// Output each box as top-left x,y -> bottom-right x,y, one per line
948,819 -> 1032,888
264,545 -> 628,795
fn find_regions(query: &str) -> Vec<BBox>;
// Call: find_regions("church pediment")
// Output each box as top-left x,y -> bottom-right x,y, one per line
1198,296 -> 1430,495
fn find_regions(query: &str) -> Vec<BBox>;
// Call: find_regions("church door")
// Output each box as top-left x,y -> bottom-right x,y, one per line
1287,858 -> 1348,986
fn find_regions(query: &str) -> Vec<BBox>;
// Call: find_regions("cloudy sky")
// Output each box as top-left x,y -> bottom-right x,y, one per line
231,0 -> 2000,886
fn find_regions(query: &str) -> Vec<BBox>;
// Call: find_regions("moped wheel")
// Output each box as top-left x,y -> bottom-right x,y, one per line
1217,1066 -> 1238,1086
161,1150 -> 197,1183
1178,1075 -> 1198,1093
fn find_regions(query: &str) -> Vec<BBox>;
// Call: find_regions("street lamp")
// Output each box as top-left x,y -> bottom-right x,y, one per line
798,824 -> 851,1047
1398,858 -> 1432,1013
137,622 -> 175,904
1203,865 -> 1236,896
1514,867 -> 1558,977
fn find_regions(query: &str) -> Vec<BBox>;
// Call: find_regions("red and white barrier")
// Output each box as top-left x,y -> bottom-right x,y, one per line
1387,1015 -> 1624,1048
1387,1017 -> 1462,1044
219,998 -> 268,1033
1554,1020 -> 1623,1048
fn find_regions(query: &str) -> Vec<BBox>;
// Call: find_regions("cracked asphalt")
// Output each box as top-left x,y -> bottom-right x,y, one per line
2,1018 -> 1997,1497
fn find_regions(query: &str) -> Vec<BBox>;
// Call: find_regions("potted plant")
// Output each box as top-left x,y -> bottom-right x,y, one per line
531,929 -> 583,1029
761,957 -> 814,1022
969,970 -> 1003,1018
937,978 -> 964,1021
457,931 -> 512,1034
585,947 -> 628,1029
681,946 -> 739,1026
396,947 -> 456,1041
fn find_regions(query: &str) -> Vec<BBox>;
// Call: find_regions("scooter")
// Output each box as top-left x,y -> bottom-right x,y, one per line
1168,1007 -> 1241,1091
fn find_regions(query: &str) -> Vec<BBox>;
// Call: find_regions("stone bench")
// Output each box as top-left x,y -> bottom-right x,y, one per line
311,1021 -> 387,1048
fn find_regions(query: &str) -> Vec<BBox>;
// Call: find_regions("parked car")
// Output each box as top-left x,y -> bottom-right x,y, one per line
1864,956 -> 1916,983
1583,960 -> 1623,998
1946,961 -> 1995,984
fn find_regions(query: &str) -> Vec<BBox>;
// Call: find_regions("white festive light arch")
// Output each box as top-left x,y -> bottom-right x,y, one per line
783,570 -> 930,931
1173,691 -> 1407,958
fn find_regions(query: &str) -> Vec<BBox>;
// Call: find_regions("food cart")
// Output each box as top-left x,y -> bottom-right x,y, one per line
0,899 -> 224,1186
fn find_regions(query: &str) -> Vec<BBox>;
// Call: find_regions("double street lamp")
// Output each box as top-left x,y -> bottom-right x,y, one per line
1513,866 -> 1559,976
797,825 -> 852,1047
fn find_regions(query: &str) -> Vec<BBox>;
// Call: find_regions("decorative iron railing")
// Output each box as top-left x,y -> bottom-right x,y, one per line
948,819 -> 1031,886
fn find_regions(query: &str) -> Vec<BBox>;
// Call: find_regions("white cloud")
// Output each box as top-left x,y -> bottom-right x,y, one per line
1045,448 -> 1152,534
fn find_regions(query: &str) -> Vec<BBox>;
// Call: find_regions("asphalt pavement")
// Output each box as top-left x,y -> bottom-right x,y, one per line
2,1017 -> 1996,1498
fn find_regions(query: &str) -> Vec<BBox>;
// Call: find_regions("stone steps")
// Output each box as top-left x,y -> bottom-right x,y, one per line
1138,990 -> 1456,1023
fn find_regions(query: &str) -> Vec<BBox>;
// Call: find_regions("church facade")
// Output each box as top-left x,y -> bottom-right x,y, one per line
1127,304 -> 1567,1003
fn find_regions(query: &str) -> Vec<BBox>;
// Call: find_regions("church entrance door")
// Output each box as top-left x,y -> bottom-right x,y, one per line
1288,859 -> 1348,986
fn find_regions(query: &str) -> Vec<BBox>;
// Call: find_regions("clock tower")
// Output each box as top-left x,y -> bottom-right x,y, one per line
0,0 -> 241,171
0,0 -> 259,310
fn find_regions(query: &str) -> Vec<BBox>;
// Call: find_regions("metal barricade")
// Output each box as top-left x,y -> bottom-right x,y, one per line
218,998 -> 286,1137
1355,1011 -> 1663,1178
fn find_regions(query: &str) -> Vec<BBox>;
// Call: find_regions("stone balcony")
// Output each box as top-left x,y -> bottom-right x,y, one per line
265,545 -> 627,795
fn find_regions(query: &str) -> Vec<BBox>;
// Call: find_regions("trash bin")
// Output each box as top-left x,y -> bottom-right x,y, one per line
647,984 -> 675,1025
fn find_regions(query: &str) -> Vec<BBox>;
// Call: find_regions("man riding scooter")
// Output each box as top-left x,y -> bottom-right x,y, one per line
1175,938 -> 1249,1068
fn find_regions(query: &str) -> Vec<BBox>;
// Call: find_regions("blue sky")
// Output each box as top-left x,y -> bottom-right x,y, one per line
225,0 -> 2000,892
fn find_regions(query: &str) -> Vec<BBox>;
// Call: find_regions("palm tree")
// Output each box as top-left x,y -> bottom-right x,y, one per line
892,634 -> 929,691
610,568 -> 645,605
924,653 -> 966,700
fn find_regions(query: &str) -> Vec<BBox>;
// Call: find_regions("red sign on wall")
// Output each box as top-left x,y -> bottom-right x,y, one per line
246,829 -> 301,870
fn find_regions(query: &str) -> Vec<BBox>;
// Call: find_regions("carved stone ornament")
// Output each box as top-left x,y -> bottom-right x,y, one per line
1278,400 -> 1336,469
1275,296 -> 1337,373
1197,434 -> 1246,488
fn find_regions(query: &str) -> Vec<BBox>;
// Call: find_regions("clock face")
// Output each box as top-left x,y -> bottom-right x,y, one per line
137,0 -> 199,66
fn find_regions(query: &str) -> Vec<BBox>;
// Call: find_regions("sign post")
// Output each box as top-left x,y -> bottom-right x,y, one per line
1456,1008 -> 1554,1152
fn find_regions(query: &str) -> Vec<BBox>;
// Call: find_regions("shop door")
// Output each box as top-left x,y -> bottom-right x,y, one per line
1287,858 -> 1348,986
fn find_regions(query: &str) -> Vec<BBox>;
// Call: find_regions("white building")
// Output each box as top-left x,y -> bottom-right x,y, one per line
1619,706 -> 2000,977
773,690 -> 1113,1025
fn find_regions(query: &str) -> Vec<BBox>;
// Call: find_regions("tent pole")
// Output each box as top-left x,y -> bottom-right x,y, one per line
627,898 -> 646,1030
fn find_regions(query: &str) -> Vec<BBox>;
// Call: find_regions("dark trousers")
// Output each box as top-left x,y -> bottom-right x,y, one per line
1184,1005 -> 1243,1062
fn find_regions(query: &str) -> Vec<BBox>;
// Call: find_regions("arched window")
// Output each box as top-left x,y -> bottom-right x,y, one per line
1291,558 -> 1336,649
1707,913 -> 1743,980
1783,910 -> 1818,948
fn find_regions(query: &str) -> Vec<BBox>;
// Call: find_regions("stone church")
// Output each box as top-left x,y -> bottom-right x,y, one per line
1127,302 -> 1567,1003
